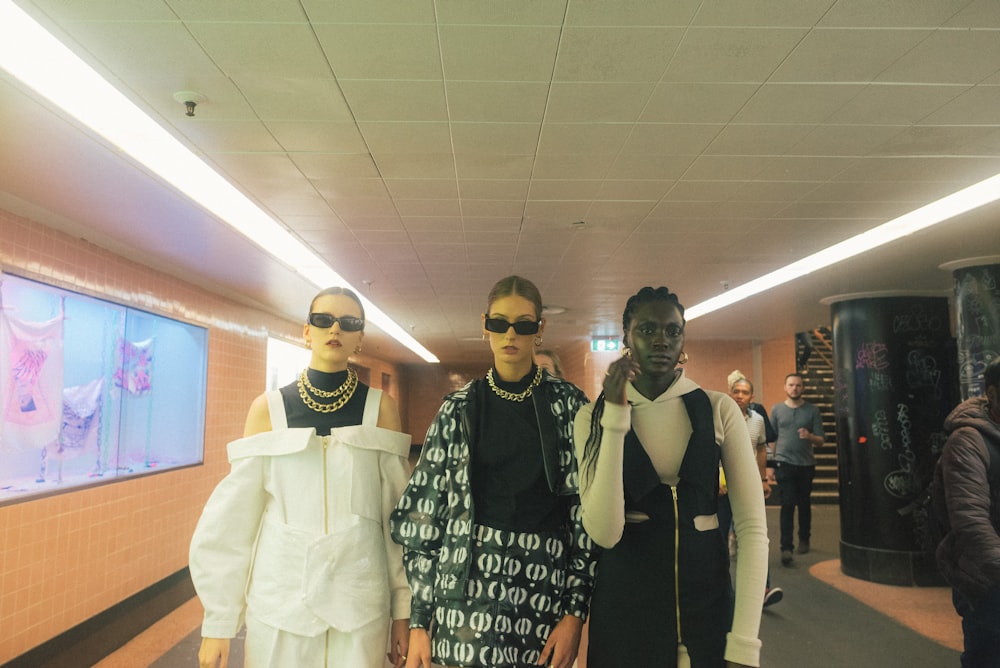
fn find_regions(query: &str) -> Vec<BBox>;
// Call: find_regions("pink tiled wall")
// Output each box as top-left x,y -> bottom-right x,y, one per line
0,209 -> 302,663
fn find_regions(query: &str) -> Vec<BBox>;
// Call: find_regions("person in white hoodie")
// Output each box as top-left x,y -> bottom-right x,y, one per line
190,287 -> 411,668
575,286 -> 768,668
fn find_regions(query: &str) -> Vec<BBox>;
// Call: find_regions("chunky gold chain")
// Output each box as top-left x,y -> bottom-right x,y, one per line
297,368 -> 358,413
300,368 -> 354,398
486,366 -> 543,402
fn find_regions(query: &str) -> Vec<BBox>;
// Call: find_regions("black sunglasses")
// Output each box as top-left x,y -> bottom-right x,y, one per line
484,317 -> 541,336
308,312 -> 365,332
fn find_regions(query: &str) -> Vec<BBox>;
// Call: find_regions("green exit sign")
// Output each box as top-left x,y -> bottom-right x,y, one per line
591,339 -> 620,352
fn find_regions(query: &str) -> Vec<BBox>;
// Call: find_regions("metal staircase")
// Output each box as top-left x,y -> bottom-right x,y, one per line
797,327 -> 839,504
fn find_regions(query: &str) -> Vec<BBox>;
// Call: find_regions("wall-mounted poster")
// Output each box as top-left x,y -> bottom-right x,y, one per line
0,272 -> 208,503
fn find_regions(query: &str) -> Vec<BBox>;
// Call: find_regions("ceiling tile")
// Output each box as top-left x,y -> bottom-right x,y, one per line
771,28 -> 929,82
372,153 -> 457,179
665,28 -> 808,83
878,31 -> 1000,84
359,122 -> 453,154
436,0 -> 568,25
458,180 -> 530,200
530,154 -> 615,179
301,0 -> 435,23
291,153 -> 380,179
565,0 -> 701,26
554,27 -> 683,82
385,179 -> 460,199
791,125 -> 905,156
315,24 -> 442,79
639,83 -> 759,123
733,83 -> 864,124
445,82 -> 550,122
538,123 -> 632,155
826,84 -> 967,124
921,85 -> 1000,124
607,154 -> 693,180
691,0 -> 836,27
168,0 -> 307,21
620,124 -> 721,156
394,199 -> 463,217
819,0 -> 980,27
187,23 -> 330,79
238,78 -> 355,121
450,123 -> 541,154
460,200 -> 526,217
267,121 -> 367,152
339,80 -> 448,122
454,154 -> 535,180
440,25 -> 560,80
545,82 -> 654,122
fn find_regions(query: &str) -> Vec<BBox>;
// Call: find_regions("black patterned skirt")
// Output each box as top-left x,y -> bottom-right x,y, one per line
431,523 -> 568,668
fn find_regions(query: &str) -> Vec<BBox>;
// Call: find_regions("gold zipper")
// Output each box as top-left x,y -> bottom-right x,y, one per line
671,485 -> 683,647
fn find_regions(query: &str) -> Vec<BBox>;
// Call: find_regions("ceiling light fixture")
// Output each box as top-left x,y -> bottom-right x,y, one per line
0,0 -> 438,363
684,172 -> 1000,321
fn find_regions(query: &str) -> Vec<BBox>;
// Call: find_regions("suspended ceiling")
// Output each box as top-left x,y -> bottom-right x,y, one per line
2,0 -> 999,364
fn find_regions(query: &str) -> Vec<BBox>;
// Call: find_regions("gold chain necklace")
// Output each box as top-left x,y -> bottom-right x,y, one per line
297,368 -> 358,413
486,366 -> 543,402
300,368 -> 354,398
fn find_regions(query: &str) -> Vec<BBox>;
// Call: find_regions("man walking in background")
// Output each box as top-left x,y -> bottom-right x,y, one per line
772,373 -> 825,566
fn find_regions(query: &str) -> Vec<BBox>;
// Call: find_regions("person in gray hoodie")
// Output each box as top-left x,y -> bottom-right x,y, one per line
935,357 -> 1000,668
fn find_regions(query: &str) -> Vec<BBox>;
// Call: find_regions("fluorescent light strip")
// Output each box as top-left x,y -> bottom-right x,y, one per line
0,0 -> 439,363
685,172 -> 1000,321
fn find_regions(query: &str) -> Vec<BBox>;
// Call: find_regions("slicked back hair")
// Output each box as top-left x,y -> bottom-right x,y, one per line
486,275 -> 543,320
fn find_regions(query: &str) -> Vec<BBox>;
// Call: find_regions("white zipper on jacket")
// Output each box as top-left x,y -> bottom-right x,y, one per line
322,434 -> 330,668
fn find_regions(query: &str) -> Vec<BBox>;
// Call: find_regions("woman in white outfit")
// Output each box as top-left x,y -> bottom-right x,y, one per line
190,287 -> 411,668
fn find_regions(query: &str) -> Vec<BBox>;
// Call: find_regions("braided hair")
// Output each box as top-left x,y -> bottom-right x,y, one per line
580,286 -> 686,483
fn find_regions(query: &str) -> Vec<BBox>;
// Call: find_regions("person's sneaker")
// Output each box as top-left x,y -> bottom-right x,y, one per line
797,541 -> 810,555
763,587 -> 784,608
781,550 -> 793,566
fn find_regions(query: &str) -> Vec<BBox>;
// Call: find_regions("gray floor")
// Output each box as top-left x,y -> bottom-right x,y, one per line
757,505 -> 959,667
155,505 -> 961,667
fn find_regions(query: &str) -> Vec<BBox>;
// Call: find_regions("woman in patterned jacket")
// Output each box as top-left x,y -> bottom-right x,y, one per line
390,275 -> 598,668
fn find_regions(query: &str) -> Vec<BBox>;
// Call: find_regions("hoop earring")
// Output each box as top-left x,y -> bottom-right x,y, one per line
623,347 -> 632,358
535,336 -> 543,347
678,351 -> 689,365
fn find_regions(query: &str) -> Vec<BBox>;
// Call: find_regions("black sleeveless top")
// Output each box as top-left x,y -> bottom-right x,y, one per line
279,368 -> 370,436
472,366 -> 563,532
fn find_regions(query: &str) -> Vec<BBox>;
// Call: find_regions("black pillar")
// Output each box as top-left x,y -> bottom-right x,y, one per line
945,259 -> 1000,400
830,295 -> 958,585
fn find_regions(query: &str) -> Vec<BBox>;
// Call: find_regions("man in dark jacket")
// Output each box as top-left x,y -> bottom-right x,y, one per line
936,357 -> 1000,668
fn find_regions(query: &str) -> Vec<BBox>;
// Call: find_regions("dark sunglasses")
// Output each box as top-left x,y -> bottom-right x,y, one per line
484,317 -> 541,336
308,312 -> 365,331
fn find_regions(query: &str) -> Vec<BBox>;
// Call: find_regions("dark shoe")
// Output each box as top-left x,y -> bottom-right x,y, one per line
797,541 -> 810,554
781,550 -> 793,566
763,587 -> 784,608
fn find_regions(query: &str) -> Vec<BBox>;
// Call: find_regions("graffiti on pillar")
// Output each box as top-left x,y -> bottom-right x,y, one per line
833,368 -> 849,416
955,265 -> 1000,398
905,349 -> 942,399
868,371 -> 893,392
892,303 -> 945,334
883,403 -> 918,499
855,341 -> 890,370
